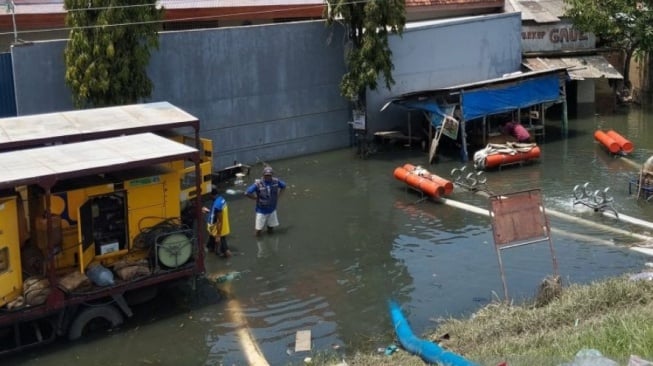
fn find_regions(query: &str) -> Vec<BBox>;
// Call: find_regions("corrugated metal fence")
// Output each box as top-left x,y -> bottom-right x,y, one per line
0,53 -> 17,117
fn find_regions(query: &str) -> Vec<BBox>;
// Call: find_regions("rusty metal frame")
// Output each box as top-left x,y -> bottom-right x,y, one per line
489,189 -> 559,300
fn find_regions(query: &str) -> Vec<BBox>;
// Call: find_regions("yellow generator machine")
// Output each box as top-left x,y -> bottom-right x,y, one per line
0,103 -> 212,356
24,166 -> 189,274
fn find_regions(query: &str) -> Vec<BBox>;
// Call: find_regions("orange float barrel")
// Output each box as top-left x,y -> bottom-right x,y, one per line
484,146 -> 541,169
401,164 -> 454,195
428,174 -> 454,195
594,130 -> 620,154
606,130 -> 633,154
393,166 -> 411,181
406,174 -> 443,197
393,166 -> 443,197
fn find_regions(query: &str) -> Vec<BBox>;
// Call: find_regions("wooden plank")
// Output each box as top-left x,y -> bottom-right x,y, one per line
295,330 -> 311,352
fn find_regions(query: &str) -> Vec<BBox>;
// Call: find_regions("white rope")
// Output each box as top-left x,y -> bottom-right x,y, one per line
473,142 -> 538,170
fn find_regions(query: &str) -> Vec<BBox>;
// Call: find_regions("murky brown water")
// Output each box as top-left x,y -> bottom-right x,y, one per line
8,100 -> 653,365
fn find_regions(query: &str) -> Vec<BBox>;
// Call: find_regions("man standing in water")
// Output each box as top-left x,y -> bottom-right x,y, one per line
203,188 -> 232,258
245,166 -> 287,236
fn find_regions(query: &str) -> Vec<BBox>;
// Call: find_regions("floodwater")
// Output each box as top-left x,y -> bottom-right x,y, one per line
9,101 -> 653,365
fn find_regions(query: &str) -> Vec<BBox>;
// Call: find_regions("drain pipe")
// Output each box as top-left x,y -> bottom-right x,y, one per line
445,168 -> 653,252
601,210 -> 653,232
617,156 -> 641,170
433,197 -> 618,247
571,182 -> 653,236
389,300 -> 478,366
545,209 -> 652,242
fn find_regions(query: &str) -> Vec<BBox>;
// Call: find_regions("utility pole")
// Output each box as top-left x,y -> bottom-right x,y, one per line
4,0 -> 18,44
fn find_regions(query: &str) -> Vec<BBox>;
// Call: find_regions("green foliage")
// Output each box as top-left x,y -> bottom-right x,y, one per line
564,0 -> 653,86
64,0 -> 163,108
309,276 -> 653,366
325,0 -> 405,103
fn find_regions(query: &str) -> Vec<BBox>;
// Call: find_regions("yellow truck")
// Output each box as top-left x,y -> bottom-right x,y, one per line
0,102 -> 212,355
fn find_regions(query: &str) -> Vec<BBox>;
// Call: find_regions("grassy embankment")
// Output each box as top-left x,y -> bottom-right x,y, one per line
310,275 -> 653,366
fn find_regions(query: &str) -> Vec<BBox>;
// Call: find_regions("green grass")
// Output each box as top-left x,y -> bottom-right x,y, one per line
309,275 -> 653,366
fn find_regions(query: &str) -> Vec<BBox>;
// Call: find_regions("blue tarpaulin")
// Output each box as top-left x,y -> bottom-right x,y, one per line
393,74 -> 560,126
402,100 -> 454,128
461,74 -> 560,121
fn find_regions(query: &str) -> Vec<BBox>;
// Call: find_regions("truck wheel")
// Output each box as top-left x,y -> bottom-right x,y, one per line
68,304 -> 123,340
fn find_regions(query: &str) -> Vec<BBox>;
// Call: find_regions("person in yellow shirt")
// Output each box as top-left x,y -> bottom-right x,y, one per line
202,188 -> 232,258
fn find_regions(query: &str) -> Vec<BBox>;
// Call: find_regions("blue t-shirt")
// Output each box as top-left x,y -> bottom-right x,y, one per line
246,178 -> 286,214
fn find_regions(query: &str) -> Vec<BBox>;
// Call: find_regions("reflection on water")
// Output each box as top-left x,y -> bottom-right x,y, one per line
9,104 -> 653,365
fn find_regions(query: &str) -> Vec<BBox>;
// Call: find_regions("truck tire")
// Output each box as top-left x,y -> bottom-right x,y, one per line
68,304 -> 124,341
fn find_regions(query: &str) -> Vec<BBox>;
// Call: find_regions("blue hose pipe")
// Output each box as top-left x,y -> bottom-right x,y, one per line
389,300 -> 479,366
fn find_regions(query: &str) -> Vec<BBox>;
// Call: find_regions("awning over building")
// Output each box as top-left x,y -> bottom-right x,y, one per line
523,55 -> 623,80
382,68 -> 567,162
385,69 -> 565,124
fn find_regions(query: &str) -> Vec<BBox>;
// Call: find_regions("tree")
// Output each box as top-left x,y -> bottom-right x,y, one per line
64,0 -> 164,108
325,0 -> 406,106
564,0 -> 653,90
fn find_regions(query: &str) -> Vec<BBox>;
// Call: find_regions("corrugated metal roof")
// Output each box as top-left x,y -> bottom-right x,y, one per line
3,1 -> 326,16
4,0 -> 500,16
507,0 -> 566,23
0,101 -> 199,150
406,0 -> 502,5
390,68 -> 566,102
523,56 -> 623,80
0,133 -> 197,189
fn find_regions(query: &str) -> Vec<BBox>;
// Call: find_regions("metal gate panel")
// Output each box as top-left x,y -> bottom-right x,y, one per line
489,189 -> 559,300
490,189 -> 549,248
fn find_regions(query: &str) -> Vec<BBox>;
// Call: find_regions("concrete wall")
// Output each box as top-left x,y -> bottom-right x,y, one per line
12,39 -> 73,113
367,13 -> 523,132
11,20 -> 351,169
10,15 -> 524,168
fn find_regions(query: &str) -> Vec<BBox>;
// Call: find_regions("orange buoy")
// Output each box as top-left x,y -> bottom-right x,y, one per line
393,166 -> 444,197
594,130 -> 620,154
606,130 -> 633,154
484,146 -> 541,169
429,175 -> 454,195
393,166 -> 411,181
402,164 -> 454,195
406,173 -> 444,197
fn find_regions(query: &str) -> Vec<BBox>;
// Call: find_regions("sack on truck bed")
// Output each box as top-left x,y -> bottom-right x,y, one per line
59,270 -> 92,293
113,258 -> 151,281
23,276 -> 51,307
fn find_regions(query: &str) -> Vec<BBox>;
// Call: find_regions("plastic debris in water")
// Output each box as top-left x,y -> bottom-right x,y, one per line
384,344 -> 398,356
629,272 -> 653,281
214,271 -> 241,283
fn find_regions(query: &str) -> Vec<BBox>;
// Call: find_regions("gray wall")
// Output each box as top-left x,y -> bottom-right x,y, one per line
12,39 -> 74,113
367,13 -> 523,132
10,15 -> 523,168
11,21 -> 351,169
149,22 -> 351,168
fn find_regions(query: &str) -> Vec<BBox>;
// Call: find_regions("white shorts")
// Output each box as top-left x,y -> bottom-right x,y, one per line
255,211 -> 279,231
